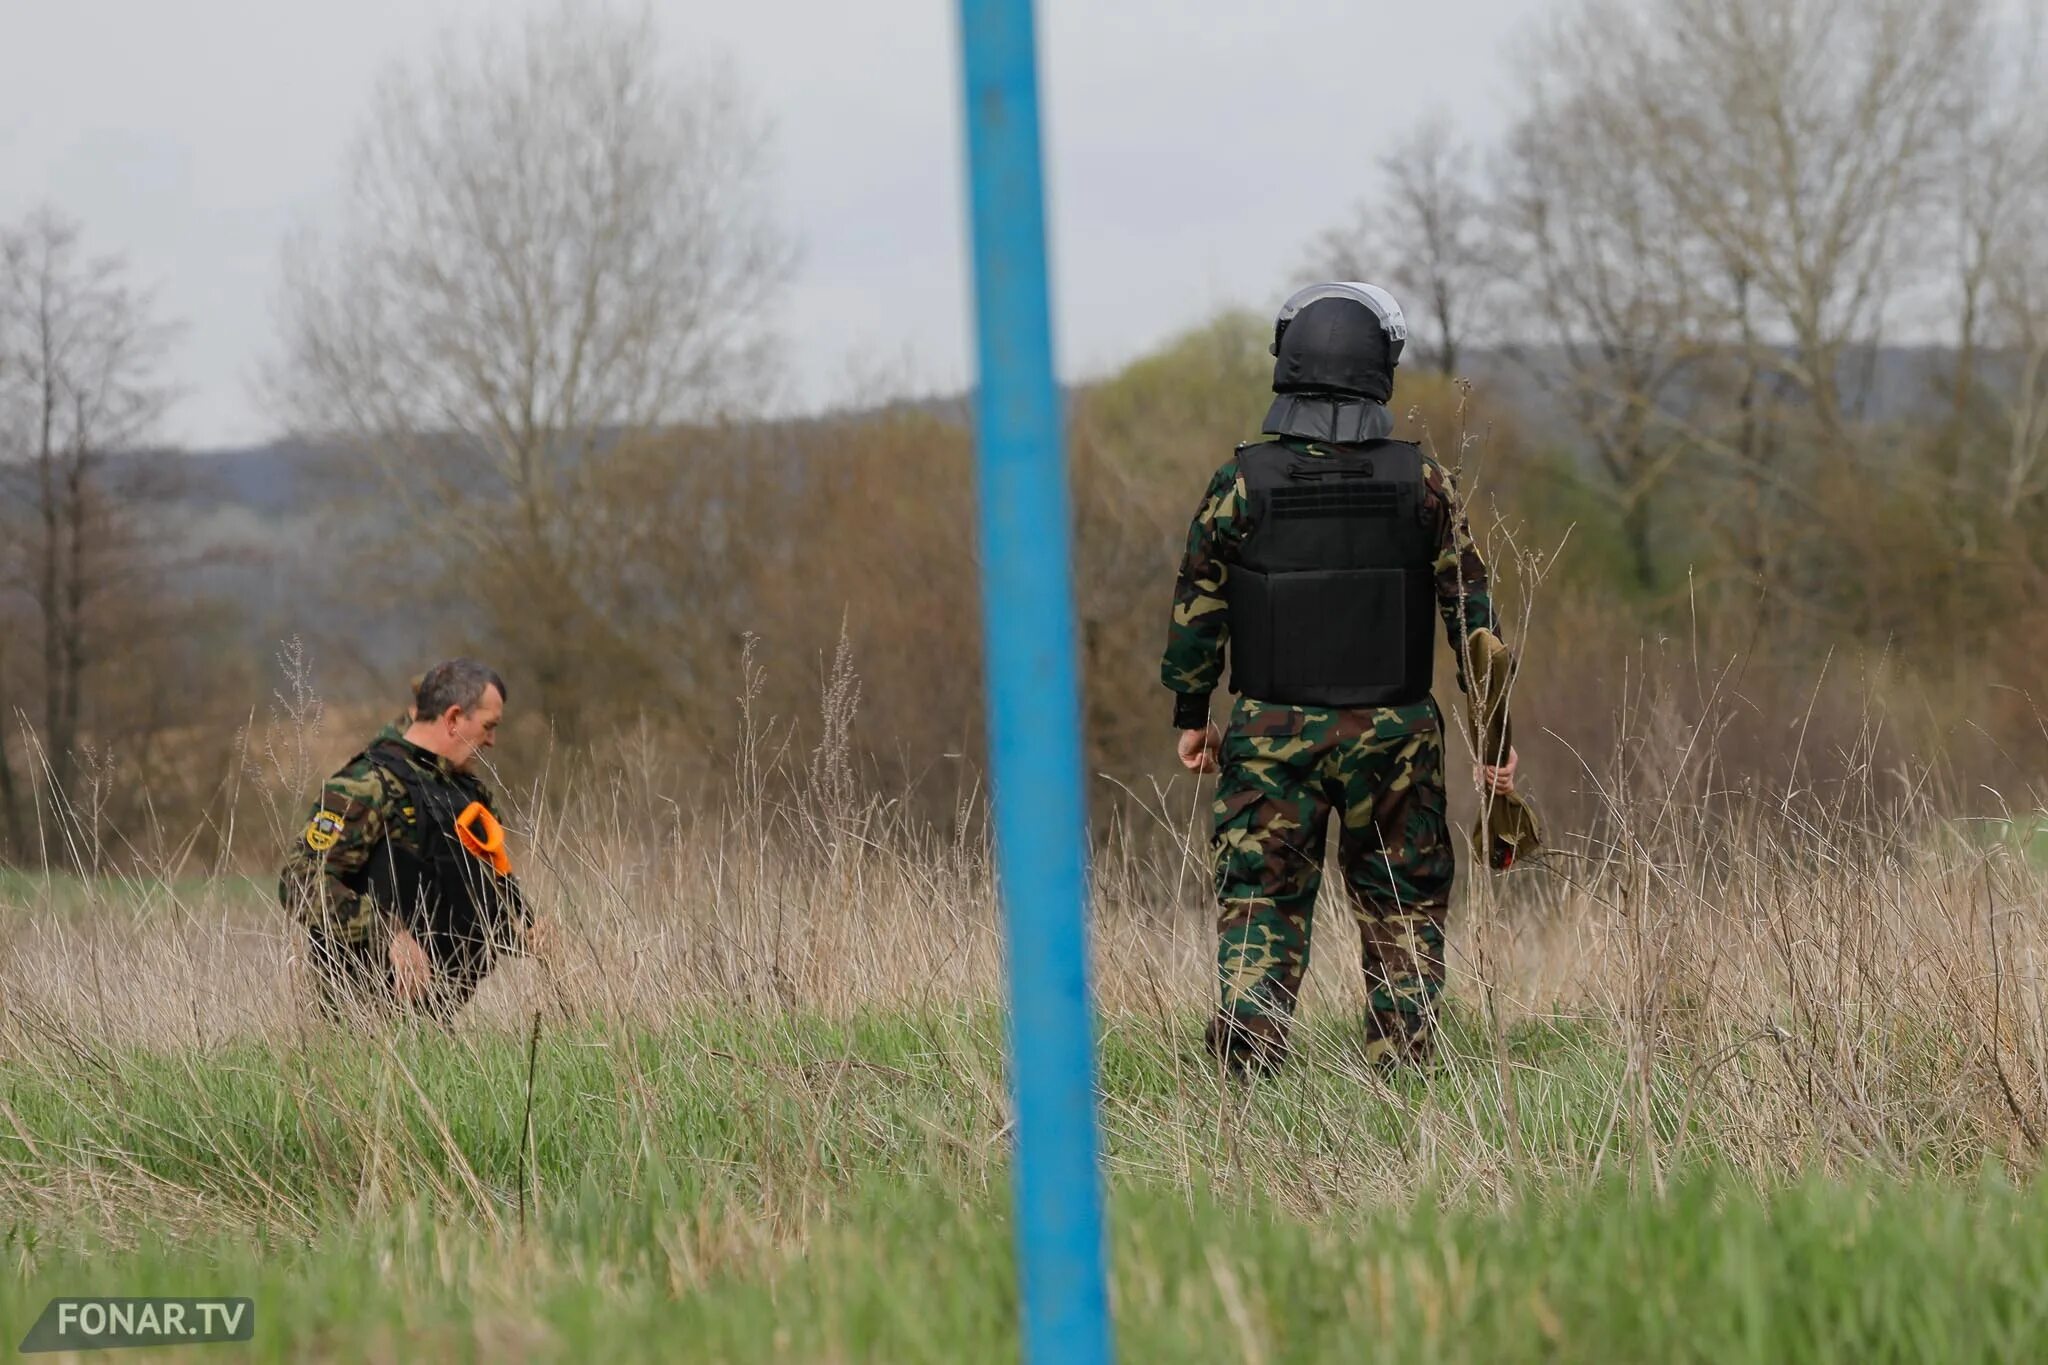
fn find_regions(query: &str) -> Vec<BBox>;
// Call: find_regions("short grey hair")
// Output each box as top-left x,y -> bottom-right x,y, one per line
414,659 -> 507,720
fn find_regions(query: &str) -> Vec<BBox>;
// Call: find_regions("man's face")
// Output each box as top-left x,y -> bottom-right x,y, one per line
437,685 -> 503,772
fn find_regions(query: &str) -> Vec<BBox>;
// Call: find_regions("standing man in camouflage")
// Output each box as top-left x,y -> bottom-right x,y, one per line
280,659 -> 549,1019
1163,282 -> 1520,1075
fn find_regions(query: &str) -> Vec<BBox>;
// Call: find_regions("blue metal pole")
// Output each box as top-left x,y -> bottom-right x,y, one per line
953,2 -> 1112,1362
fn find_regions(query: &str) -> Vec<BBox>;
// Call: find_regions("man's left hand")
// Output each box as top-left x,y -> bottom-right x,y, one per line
1474,746 -> 1519,796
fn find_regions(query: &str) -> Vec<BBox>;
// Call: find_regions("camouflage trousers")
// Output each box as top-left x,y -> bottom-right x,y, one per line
1208,696 -> 1456,1070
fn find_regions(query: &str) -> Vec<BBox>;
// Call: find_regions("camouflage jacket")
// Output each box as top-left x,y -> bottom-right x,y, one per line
277,736 -> 502,948
1162,437 -> 1502,729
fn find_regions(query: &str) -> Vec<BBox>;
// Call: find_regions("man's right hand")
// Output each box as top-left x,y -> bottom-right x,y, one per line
1178,725 -> 1222,774
389,927 -> 432,1003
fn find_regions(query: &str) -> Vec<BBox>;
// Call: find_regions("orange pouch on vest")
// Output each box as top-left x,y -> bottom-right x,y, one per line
455,802 -> 511,875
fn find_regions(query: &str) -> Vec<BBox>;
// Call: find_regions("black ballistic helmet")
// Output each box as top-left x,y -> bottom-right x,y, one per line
1270,282 -> 1408,403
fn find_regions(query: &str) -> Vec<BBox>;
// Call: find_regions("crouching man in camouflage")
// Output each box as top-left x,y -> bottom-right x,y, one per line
279,658 -> 552,1019
1163,283 -> 1521,1075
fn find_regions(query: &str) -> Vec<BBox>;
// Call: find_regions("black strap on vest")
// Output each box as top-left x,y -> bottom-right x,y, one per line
361,741 -> 522,1002
1226,439 -> 1438,708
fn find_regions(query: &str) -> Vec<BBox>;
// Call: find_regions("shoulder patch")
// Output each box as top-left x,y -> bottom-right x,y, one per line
304,808 -> 346,852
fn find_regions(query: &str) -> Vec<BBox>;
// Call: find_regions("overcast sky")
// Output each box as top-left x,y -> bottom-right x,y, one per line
0,0 -> 1548,449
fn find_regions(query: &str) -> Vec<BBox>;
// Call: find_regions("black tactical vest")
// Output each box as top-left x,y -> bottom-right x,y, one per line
1225,438 -> 1438,708
361,740 -> 524,1005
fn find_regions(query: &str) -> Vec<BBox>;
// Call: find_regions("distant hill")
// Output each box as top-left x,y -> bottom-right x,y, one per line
127,400 -> 981,681
142,342 -> 1965,533
125,345 -> 1973,682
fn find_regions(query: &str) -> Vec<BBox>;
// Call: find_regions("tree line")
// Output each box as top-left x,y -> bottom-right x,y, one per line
2,0 -> 2044,867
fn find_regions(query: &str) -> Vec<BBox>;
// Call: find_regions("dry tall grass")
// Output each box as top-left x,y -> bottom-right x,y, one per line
3,625 -> 2045,1254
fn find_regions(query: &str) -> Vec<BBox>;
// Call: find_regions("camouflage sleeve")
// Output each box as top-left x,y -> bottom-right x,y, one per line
276,758 -> 401,947
1425,457 -> 1501,681
1161,458 -> 1249,726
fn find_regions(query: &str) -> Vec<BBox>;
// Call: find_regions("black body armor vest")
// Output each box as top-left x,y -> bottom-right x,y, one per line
1225,439 -> 1438,708
362,740 -> 524,1004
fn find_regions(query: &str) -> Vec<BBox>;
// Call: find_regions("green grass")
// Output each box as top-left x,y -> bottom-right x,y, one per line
0,1008 -> 1662,1219
4,1010 -> 2044,1361
7,1162 -> 2047,1361
1952,814 -> 2048,870
0,867 -> 271,918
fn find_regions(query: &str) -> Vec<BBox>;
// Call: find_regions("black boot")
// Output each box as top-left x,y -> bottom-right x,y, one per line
1206,1013 -> 1291,1078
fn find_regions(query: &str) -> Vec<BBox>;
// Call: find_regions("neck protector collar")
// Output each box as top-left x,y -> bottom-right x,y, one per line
1261,395 -> 1394,444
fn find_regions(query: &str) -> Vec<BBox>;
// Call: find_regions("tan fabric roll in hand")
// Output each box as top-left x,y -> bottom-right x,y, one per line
1464,628 -> 1544,872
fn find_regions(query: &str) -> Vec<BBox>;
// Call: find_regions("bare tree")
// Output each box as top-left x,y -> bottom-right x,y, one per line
272,4 -> 793,734
0,210 -> 177,844
1578,0 -> 1989,461
1309,115 -> 1494,377
1493,0 -> 2009,638
1984,131 -> 2048,520
1494,85 -> 1714,593
1937,12 -> 2046,501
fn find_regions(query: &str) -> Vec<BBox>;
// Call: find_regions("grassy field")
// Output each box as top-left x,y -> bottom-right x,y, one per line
7,1009 -> 2048,1363
4,686 -> 2048,1360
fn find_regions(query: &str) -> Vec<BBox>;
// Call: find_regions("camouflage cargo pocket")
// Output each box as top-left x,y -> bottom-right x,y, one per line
1408,778 -> 1457,886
